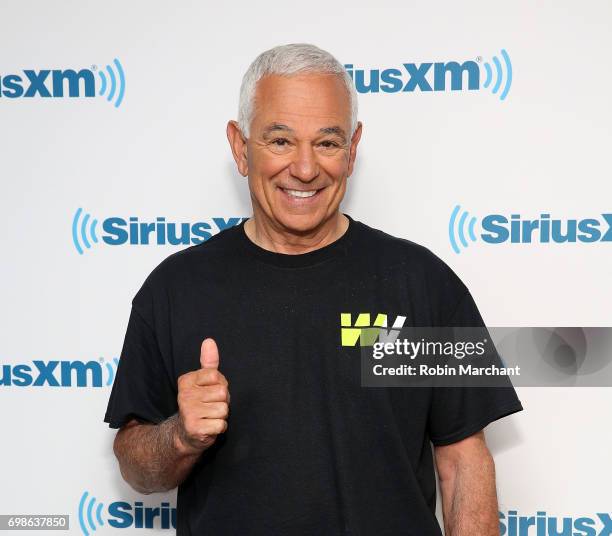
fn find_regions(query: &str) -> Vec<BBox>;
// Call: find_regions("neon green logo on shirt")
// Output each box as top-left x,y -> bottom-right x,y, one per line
340,313 -> 406,347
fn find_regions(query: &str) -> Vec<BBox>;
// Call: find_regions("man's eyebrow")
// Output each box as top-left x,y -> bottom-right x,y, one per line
262,123 -> 294,138
260,123 -> 348,141
319,126 -> 347,141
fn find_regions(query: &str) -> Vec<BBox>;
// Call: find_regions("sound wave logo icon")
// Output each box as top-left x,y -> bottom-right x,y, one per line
481,49 -> 512,101
103,357 -> 120,386
96,58 -> 126,108
78,491 -> 105,536
449,205 -> 478,254
72,208 -> 99,255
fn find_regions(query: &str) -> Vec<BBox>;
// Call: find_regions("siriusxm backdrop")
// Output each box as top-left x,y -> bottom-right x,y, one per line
1,1 -> 611,535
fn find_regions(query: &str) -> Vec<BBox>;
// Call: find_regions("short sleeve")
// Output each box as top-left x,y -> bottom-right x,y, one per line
104,279 -> 178,429
427,290 -> 524,446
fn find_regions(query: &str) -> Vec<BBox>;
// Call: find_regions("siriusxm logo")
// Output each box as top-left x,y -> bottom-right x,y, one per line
499,510 -> 612,536
449,205 -> 612,253
1,358 -> 118,388
345,49 -> 512,101
78,491 -> 176,535
72,208 -> 248,254
0,58 -> 125,107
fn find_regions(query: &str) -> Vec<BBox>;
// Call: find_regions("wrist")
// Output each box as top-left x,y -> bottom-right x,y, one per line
169,414 -> 203,458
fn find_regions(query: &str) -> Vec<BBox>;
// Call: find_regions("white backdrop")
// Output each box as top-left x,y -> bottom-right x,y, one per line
1,1 -> 611,534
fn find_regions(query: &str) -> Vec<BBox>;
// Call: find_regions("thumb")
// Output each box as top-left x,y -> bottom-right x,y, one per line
200,338 -> 219,369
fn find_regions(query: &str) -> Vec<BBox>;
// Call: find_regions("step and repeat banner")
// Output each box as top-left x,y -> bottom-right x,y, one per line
1,1 -> 611,534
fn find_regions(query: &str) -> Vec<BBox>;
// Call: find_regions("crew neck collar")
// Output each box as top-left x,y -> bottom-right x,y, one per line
237,213 -> 358,268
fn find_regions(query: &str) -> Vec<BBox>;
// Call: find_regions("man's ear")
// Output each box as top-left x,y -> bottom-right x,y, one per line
347,121 -> 363,178
226,120 -> 248,177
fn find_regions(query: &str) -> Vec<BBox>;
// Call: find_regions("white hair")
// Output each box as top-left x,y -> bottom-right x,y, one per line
237,43 -> 358,139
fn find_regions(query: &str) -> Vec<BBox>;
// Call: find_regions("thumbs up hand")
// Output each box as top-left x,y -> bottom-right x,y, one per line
175,338 -> 230,456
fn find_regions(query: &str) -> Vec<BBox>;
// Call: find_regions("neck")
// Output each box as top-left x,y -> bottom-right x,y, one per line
244,212 -> 349,255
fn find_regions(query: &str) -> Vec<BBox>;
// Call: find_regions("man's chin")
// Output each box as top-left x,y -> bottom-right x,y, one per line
273,211 -> 335,236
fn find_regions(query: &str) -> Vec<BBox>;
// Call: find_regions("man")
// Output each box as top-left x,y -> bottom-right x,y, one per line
105,43 -> 523,535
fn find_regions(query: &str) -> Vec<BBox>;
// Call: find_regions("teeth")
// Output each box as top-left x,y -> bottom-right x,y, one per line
283,188 -> 318,198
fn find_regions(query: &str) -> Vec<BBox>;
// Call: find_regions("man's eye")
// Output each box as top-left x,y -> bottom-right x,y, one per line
320,140 -> 340,148
272,138 -> 289,146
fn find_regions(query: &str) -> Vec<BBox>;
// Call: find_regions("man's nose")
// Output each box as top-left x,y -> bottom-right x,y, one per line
289,142 -> 320,182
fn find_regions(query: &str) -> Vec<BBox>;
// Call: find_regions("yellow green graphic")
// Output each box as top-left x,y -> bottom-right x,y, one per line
341,313 -> 388,346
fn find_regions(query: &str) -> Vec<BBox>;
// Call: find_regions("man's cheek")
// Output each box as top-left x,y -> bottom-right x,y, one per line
258,156 -> 290,178
323,162 -> 348,184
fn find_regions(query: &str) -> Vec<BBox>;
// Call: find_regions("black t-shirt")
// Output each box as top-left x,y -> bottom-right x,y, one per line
104,213 -> 523,536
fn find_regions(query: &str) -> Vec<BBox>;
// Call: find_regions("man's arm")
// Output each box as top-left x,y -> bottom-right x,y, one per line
112,415 -> 202,494
434,430 -> 499,536
111,338 -> 230,494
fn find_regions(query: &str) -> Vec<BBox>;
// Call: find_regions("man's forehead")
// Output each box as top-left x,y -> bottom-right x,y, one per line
252,73 -> 351,136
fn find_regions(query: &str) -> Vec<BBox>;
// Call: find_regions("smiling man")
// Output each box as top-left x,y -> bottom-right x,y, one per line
105,43 -> 523,535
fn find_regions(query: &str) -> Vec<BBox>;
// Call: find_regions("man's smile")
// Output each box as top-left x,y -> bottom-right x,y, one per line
277,185 -> 326,202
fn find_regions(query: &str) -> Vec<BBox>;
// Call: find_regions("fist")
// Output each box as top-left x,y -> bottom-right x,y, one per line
175,338 -> 230,455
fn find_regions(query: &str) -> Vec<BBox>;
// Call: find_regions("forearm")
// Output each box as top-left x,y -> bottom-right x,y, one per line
439,450 -> 499,535
113,413 -> 201,494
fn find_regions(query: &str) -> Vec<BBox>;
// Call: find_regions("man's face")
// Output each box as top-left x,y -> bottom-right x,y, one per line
230,73 -> 361,234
